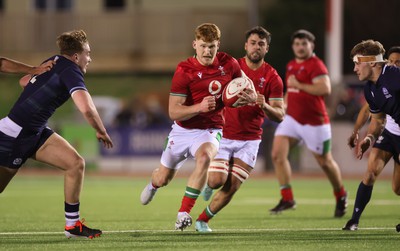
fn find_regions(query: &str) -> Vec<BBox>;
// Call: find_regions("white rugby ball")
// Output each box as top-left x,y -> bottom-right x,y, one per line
222,77 -> 252,107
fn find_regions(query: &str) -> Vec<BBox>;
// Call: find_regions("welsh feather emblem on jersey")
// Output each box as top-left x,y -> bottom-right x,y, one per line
259,77 -> 266,88
218,66 -> 225,76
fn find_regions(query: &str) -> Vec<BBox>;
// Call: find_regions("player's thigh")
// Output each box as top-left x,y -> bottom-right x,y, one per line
367,148 -> 392,175
227,158 -> 253,190
0,166 -> 18,192
272,135 -> 296,158
34,133 -> 82,171
194,142 -> 218,165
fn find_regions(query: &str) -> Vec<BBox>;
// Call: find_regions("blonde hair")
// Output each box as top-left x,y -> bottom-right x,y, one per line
56,30 -> 89,56
194,23 -> 221,43
350,39 -> 385,59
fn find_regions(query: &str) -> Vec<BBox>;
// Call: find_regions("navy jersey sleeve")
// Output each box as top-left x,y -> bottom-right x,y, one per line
364,84 -> 380,114
59,66 -> 88,95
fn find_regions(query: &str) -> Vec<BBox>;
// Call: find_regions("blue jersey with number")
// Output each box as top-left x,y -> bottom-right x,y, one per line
364,65 -> 400,125
7,55 -> 87,132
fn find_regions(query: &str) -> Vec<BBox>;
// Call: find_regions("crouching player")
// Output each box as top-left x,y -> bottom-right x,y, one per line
195,26 -> 284,232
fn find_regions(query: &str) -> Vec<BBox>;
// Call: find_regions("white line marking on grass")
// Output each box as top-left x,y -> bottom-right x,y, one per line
240,198 -> 400,206
0,227 -> 396,236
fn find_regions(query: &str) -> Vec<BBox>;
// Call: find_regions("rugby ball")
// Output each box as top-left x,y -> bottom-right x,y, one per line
222,77 -> 253,107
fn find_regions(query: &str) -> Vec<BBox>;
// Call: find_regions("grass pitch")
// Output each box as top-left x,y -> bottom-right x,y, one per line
1,172 -> 400,250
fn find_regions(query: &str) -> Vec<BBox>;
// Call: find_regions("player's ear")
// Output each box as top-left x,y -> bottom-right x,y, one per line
192,40 -> 197,50
73,53 -> 79,62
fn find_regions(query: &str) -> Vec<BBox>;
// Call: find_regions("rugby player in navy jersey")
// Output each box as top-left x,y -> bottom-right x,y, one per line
0,30 -> 113,239
344,46 -> 400,231
342,40 -> 400,231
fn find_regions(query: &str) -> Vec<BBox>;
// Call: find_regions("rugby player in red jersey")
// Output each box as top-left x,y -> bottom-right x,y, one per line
269,29 -> 347,217
194,26 -> 285,232
140,23 -> 256,231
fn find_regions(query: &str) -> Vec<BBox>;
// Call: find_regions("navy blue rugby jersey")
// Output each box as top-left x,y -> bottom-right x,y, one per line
7,55 -> 88,132
364,65 -> 400,125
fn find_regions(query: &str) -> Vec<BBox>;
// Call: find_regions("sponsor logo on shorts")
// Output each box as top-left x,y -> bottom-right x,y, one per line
376,135 -> 384,144
13,158 -> 22,165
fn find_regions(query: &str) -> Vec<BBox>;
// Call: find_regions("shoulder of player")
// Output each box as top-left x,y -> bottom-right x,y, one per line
308,55 -> 327,67
382,65 -> 400,79
216,52 -> 237,63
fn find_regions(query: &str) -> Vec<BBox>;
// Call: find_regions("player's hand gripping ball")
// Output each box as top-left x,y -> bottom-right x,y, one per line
222,77 -> 253,108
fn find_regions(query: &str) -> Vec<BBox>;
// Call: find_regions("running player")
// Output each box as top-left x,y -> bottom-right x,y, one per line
0,30 -> 113,239
343,42 -> 400,231
140,23 -> 256,231
194,26 -> 284,232
269,29 -> 348,217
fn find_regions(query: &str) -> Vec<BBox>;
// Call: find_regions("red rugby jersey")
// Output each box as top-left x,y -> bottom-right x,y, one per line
222,57 -> 284,140
285,55 -> 330,125
171,52 -> 242,129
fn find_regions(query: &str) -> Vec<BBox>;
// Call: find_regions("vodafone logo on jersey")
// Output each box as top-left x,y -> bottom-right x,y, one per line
209,80 -> 222,95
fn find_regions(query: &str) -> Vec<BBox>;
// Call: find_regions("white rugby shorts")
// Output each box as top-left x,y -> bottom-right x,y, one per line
215,137 -> 261,168
160,123 -> 222,170
275,115 -> 332,155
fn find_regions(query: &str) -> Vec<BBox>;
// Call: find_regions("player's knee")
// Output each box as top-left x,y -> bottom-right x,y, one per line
271,150 -> 285,165
208,160 -> 229,188
70,155 -> 85,174
196,152 -> 213,169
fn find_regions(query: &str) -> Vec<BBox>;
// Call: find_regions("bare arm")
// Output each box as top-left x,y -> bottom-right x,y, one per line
356,112 -> 385,159
71,90 -> 113,148
168,95 -> 216,121
0,57 -> 54,75
347,103 -> 371,148
287,74 -> 331,96
256,91 -> 285,122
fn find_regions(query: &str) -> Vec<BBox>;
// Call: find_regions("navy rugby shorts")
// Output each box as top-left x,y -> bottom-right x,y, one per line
0,127 -> 54,169
373,129 -> 400,164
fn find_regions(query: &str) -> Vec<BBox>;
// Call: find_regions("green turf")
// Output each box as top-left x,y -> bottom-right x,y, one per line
1,174 -> 400,250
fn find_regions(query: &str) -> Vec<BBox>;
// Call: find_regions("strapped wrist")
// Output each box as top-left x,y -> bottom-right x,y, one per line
364,134 -> 375,143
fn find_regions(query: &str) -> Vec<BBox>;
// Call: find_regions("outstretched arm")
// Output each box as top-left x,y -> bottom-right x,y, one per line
71,90 -> 113,149
0,57 -> 54,75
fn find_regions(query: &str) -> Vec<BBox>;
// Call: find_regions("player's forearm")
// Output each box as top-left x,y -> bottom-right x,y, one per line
82,109 -> 107,135
352,104 -> 371,133
296,81 -> 331,96
0,57 -> 35,74
262,103 -> 285,122
366,116 -> 385,141
169,103 -> 201,121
